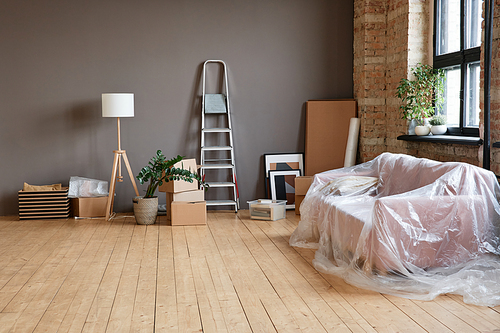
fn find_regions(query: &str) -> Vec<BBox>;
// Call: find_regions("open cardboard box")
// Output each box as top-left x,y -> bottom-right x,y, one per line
72,196 -> 108,218
158,158 -> 199,193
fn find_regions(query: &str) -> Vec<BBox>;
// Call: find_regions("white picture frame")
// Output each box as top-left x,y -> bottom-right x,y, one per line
269,169 -> 301,209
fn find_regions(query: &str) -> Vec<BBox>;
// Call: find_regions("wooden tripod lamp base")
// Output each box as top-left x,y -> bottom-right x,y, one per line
105,149 -> 139,220
102,93 -> 139,220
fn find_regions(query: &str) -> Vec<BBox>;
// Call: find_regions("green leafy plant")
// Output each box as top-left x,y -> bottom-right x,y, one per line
429,114 -> 446,126
396,64 -> 445,125
136,150 -> 205,198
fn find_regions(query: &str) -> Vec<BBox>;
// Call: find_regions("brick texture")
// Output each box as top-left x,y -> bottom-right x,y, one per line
354,0 -> 481,167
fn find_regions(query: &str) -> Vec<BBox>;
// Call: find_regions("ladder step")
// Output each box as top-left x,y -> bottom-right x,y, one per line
201,146 -> 232,151
206,182 -> 235,188
204,94 -> 227,114
202,128 -> 231,133
200,164 -> 233,169
203,158 -> 232,162
206,200 -> 237,206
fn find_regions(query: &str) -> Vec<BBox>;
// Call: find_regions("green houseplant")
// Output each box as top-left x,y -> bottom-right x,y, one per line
133,150 -> 203,225
396,64 -> 445,135
429,114 -> 447,135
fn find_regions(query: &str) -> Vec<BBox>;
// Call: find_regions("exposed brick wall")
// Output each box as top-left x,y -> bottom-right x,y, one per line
485,0 -> 500,174
354,0 -> 482,167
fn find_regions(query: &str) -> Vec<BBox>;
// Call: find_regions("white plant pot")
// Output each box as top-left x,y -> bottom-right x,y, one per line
415,125 -> 430,136
431,125 -> 447,135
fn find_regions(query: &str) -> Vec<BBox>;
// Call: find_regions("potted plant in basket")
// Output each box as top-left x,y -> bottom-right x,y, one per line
396,64 -> 445,136
429,115 -> 447,135
134,150 -> 204,225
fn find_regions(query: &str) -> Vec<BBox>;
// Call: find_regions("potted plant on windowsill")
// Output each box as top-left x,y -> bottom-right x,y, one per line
396,63 -> 445,136
429,115 -> 447,135
134,150 -> 204,225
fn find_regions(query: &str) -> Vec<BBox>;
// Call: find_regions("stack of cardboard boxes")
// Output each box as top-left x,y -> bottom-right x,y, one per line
159,158 -> 207,225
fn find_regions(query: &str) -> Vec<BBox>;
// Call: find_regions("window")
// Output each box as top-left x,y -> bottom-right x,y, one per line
434,0 -> 482,136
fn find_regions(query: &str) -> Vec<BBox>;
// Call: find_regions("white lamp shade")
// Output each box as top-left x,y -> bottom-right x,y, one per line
102,93 -> 134,117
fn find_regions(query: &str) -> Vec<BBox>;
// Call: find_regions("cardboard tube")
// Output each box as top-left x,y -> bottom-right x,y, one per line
344,118 -> 360,168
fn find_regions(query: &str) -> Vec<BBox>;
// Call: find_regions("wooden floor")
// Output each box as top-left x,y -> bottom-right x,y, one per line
0,212 -> 500,333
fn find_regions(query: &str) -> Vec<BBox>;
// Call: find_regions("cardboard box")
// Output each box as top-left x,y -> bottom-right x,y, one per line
295,195 -> 305,215
170,201 -> 206,226
159,158 -> 199,193
248,199 -> 286,221
295,176 -> 314,195
165,190 -> 205,219
305,100 -> 357,176
72,196 -> 108,218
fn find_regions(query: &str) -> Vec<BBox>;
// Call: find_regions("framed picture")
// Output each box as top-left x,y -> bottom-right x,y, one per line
264,153 -> 304,197
269,169 -> 301,209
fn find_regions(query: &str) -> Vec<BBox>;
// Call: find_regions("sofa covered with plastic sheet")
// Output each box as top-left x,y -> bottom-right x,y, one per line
290,152 -> 500,306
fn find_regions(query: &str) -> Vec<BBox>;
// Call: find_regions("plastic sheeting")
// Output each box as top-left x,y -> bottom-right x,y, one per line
290,153 -> 500,306
68,176 -> 108,198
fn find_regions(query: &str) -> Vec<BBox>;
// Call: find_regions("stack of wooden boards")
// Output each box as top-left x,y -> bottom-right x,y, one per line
295,99 -> 357,215
18,188 -> 70,220
159,158 -> 206,225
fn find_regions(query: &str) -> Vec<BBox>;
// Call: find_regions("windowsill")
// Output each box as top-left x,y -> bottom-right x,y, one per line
397,134 -> 483,146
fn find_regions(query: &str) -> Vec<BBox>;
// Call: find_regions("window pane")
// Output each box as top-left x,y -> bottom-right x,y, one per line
441,66 -> 461,126
436,0 -> 461,55
465,62 -> 480,127
466,0 -> 482,49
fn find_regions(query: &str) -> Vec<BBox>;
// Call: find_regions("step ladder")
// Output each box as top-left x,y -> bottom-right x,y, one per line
200,60 -> 239,212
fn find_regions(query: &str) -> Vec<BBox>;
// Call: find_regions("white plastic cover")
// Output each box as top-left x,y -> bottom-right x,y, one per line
290,153 -> 500,306
68,176 -> 109,198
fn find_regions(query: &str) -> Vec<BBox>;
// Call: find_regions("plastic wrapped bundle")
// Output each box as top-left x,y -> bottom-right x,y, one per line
68,176 -> 109,198
290,152 -> 500,306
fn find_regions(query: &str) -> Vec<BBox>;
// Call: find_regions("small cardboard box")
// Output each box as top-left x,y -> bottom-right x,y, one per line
166,190 -> 205,219
159,158 -> 199,193
248,199 -> 286,221
72,196 -> 108,218
295,195 -> 305,215
170,201 -> 206,226
295,176 -> 314,195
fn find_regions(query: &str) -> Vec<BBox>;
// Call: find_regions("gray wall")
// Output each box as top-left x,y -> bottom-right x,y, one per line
0,0 -> 354,216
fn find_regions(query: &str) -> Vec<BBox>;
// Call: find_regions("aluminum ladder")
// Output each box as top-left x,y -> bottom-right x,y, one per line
200,60 -> 239,212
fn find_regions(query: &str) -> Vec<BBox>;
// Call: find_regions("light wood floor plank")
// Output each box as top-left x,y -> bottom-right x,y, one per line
8,219 -> 98,332
154,217 -> 178,333
197,220 -> 253,333
211,213 -> 302,333
446,294 -> 500,327
60,217 -> 126,333
256,212 -> 375,333
0,212 -> 496,333
184,226 -> 229,333
172,226 -> 203,332
208,213 -> 277,332
33,218 -> 112,332
82,216 -> 135,333
0,220 -> 67,292
130,223 -> 158,333
106,222 -> 146,333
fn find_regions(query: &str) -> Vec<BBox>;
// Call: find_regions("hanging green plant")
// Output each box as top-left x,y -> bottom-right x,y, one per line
396,64 -> 445,125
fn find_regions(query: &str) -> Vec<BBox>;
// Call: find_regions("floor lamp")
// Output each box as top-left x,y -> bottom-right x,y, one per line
102,93 -> 140,220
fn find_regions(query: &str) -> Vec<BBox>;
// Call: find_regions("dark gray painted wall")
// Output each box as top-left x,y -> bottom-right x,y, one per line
0,0 -> 353,216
